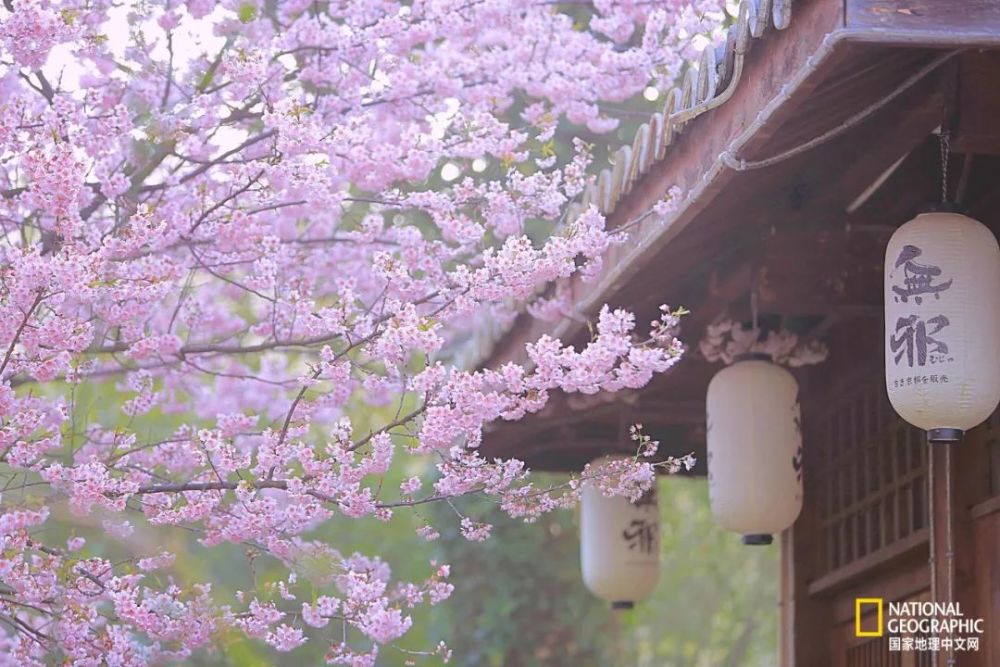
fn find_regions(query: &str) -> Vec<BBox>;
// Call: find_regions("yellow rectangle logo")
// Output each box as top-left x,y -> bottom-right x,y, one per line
855,598 -> 883,637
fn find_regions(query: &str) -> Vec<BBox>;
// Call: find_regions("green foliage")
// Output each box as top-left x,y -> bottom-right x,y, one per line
620,478 -> 779,667
431,476 -> 778,667
237,3 -> 257,23
428,499 -> 615,667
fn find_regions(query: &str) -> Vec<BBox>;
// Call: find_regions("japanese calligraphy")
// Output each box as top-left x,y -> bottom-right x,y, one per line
891,245 -> 953,304
889,244 -> 956,370
890,314 -> 951,368
622,519 -> 657,554
792,395 -> 802,437
892,374 -> 949,388
623,488 -> 658,553
790,394 -> 803,483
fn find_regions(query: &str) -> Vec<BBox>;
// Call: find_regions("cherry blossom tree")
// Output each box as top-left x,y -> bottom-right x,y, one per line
0,1 -> 721,663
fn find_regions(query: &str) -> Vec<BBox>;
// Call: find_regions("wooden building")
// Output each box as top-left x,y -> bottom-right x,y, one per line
475,1 -> 1000,665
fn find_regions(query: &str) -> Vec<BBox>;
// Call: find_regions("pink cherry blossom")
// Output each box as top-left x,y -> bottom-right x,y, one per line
0,0 -> 723,660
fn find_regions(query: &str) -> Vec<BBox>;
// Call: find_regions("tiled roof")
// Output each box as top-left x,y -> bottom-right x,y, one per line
571,0 -> 792,222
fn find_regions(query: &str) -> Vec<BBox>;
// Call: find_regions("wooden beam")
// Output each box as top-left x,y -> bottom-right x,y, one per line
828,556 -> 931,623
953,51 -> 1000,155
972,510 -> 1000,666
807,529 -> 928,596
481,399 -> 706,446
848,135 -> 944,227
845,0 -> 1000,47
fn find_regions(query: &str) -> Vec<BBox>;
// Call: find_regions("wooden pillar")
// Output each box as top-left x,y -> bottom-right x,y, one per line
784,474 -> 833,665
783,525 -> 834,666
928,427 -> 992,667
963,417 -> 1000,666
970,504 -> 1000,666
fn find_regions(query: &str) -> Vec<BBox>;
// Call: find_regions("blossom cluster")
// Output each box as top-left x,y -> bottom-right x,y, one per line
0,0 -> 725,662
699,319 -> 830,367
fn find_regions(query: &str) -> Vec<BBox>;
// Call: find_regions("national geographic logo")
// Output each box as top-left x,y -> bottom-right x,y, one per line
855,598 -> 985,653
855,598 -> 883,637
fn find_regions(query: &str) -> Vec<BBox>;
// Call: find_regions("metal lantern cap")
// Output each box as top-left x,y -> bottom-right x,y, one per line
927,428 -> 963,444
916,202 -> 965,216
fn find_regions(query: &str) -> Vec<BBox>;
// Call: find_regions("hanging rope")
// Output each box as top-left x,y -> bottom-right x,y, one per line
721,51 -> 962,172
939,131 -> 951,204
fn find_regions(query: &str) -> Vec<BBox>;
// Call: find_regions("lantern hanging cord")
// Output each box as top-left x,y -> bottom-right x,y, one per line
721,50 -> 962,172
939,132 -> 951,204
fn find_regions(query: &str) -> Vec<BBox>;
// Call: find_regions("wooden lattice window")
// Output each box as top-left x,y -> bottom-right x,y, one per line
846,638 -> 902,667
845,635 -> 935,667
813,378 -> 928,574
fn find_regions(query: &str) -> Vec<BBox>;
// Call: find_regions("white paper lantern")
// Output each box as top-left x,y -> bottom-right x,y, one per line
580,464 -> 660,608
706,354 -> 803,544
884,210 -> 1000,443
